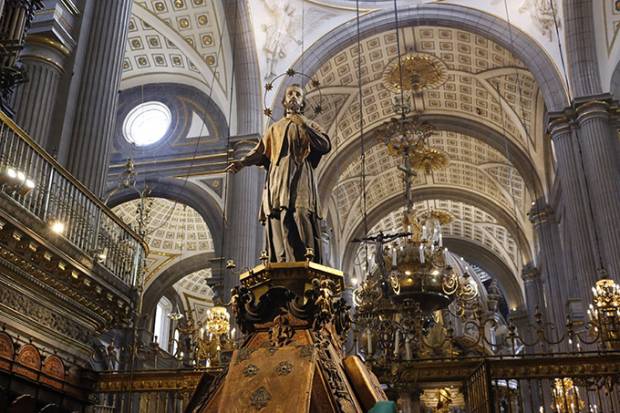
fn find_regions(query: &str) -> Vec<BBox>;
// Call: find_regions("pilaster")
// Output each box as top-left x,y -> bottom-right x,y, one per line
528,202 -> 567,330
223,138 -> 263,300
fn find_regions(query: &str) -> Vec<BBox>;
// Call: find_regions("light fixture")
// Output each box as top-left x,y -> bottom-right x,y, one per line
49,220 -> 65,234
0,166 -> 35,195
205,306 -> 230,336
168,303 -> 184,321
588,278 -> 620,349
94,247 -> 108,263
551,377 -> 584,413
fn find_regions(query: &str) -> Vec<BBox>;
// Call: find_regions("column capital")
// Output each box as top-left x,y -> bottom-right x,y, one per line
528,202 -> 554,225
575,99 -> 611,124
20,34 -> 71,74
547,94 -> 615,135
521,263 -> 541,283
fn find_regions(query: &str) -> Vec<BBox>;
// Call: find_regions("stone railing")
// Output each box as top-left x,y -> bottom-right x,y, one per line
0,111 -> 147,286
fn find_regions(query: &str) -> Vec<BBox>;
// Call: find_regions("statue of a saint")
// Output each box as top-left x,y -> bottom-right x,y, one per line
227,84 -> 331,263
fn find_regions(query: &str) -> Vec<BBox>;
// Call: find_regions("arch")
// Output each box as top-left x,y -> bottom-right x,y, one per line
340,191 -> 528,308
318,114 -> 544,205
341,188 -> 532,264
107,177 -> 224,256
277,4 -> 568,112
444,237 -> 524,309
142,251 -> 219,316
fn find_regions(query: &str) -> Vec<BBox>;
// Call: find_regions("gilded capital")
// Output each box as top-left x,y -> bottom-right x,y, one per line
575,99 -> 611,124
19,34 -> 71,74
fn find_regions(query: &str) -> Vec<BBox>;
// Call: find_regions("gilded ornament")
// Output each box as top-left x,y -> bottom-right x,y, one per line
249,386 -> 271,410
382,52 -> 448,93
243,364 -> 258,377
274,360 -> 293,376
410,147 -> 449,174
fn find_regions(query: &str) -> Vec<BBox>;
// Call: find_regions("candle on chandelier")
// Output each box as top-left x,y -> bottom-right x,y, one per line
419,244 -> 425,264
394,331 -> 400,356
392,248 -> 397,267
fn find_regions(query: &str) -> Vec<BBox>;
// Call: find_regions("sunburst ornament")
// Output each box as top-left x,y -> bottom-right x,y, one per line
382,52 -> 449,94
411,147 -> 450,174
378,116 -> 437,157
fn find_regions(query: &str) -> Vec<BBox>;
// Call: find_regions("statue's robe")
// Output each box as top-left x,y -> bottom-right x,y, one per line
240,114 -> 331,263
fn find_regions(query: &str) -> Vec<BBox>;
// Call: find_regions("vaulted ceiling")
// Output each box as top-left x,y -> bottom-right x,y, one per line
115,1 -> 566,308
112,197 -> 214,287
123,0 -> 232,119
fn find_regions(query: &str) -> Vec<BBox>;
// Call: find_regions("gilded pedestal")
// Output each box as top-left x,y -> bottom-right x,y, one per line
186,261 -> 387,413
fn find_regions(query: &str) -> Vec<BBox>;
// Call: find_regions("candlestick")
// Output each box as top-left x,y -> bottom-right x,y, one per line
392,248 -> 397,267
419,244 -> 425,264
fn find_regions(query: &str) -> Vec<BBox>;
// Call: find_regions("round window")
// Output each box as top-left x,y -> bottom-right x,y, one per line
122,101 -> 172,146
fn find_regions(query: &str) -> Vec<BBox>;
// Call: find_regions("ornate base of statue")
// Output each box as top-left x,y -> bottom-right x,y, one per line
185,261 -> 388,413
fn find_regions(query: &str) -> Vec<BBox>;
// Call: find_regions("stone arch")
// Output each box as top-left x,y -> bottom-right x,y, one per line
341,190 -> 529,308
107,177 -> 224,256
318,114 -> 544,205
444,237 -> 524,309
277,3 -> 569,112
341,188 -> 532,264
142,251 -> 219,316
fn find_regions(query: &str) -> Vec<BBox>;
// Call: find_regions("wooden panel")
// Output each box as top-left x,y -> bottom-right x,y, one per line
14,344 -> 41,381
0,331 -> 14,370
217,344 -> 316,413
41,355 -> 65,389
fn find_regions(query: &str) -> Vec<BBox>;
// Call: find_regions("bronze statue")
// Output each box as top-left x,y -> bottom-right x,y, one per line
227,84 -> 331,263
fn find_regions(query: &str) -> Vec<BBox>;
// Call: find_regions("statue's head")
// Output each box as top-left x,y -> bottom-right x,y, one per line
282,83 -> 305,114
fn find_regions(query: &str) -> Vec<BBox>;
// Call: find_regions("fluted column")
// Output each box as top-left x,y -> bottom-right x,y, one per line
575,101 -> 620,278
63,0 -> 131,196
528,203 -> 568,330
11,35 -> 69,148
548,118 -> 598,301
223,139 -> 263,299
564,0 -> 602,97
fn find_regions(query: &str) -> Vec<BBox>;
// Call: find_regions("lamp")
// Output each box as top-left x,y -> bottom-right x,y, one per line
588,278 -> 620,349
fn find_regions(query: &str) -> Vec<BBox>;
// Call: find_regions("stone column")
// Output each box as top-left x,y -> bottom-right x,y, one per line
62,0 -> 132,197
223,139 -> 263,299
11,35 -> 69,148
575,100 -> 620,278
548,118 -> 598,301
528,203 -> 568,333
564,0 -> 602,97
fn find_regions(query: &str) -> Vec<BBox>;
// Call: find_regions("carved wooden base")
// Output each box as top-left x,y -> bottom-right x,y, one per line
186,262 -> 387,412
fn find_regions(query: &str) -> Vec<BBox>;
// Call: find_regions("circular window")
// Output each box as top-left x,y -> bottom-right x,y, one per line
123,101 -> 172,146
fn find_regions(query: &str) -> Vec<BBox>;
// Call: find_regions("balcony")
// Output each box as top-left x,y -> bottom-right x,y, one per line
0,111 -> 147,334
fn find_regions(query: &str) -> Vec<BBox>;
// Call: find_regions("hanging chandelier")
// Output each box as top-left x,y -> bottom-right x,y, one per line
382,52 -> 449,114
353,209 -> 479,365
588,278 -> 620,349
205,306 -> 231,336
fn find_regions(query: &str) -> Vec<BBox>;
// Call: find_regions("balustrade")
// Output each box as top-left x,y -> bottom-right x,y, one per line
0,111 -> 146,286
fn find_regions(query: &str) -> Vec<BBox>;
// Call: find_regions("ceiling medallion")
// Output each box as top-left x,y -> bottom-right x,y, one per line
382,52 -> 449,94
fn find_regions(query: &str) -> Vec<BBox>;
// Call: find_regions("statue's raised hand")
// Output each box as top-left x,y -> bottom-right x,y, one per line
226,160 -> 243,174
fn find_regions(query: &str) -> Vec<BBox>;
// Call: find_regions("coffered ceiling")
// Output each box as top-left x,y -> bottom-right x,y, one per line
123,0 -> 232,118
